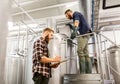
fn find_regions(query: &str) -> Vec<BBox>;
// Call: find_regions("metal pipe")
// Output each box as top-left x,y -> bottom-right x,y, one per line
86,0 -> 91,25
12,1 -> 78,16
25,26 -> 29,84
99,33 -> 104,78
5,58 -> 8,84
65,38 -> 68,73
91,0 -> 94,29
22,35 -> 25,54
13,0 -> 36,23
99,20 -> 120,28
8,30 -> 41,37
75,41 -> 78,73
113,28 -> 116,44
100,34 -> 120,48
16,22 -> 21,84
17,22 -> 21,53
22,26 -> 29,84
75,30 -> 107,38
108,64 -> 120,77
97,34 -> 105,80
104,41 -> 111,80
17,57 -> 20,84
94,33 -> 100,73
93,0 -> 100,30
13,0 -> 41,28
99,32 -> 103,52
21,20 -> 38,36
76,32 -> 94,37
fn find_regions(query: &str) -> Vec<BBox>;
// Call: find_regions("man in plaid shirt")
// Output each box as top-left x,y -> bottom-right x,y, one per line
32,28 -> 61,84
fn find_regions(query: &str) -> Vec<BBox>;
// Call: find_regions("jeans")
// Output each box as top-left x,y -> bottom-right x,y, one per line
33,73 -> 49,84
77,36 -> 92,73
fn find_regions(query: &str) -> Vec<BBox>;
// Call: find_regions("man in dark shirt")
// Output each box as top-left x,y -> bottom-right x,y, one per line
32,28 -> 61,84
65,9 -> 92,73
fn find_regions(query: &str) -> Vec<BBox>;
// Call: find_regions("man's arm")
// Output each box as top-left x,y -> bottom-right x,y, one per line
33,40 -> 61,63
70,20 -> 79,39
40,56 -> 61,63
74,20 -> 79,28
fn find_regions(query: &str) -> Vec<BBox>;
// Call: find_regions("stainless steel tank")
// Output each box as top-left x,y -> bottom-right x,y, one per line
107,46 -> 120,84
102,46 -> 120,84
5,56 -> 24,84
48,33 -> 78,84
100,52 -> 110,80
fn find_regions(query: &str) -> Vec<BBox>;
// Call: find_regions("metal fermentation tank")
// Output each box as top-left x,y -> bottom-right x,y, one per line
102,46 -> 120,84
107,46 -> 120,84
48,33 -> 78,84
5,56 -> 25,84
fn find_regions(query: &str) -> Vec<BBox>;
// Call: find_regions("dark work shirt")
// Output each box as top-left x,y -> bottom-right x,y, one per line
32,37 -> 51,78
73,11 -> 91,35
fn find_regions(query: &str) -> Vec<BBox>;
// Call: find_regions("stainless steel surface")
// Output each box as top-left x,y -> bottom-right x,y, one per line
5,56 -> 24,84
100,34 -> 120,48
93,0 -> 100,30
108,46 -> 120,84
94,33 -> 100,73
102,46 -> 120,84
101,41 -> 111,80
104,41 -> 111,80
100,53 -> 110,80
64,74 -> 101,80
48,33 -> 78,84
0,0 -> 11,84
64,80 -> 101,84
104,80 -> 115,84
13,0 -> 39,25
5,34 -> 33,84
25,40 -> 34,84
64,74 -> 101,84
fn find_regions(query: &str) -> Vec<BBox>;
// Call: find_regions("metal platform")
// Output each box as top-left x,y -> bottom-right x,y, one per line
64,74 -> 101,84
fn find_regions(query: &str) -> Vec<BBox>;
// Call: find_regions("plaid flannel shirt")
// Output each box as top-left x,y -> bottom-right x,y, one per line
32,37 -> 51,78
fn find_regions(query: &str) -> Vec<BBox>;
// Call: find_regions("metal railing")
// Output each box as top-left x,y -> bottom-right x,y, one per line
75,29 -> 120,83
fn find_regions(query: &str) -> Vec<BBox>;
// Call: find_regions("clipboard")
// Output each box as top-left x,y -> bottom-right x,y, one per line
59,59 -> 68,63
50,59 -> 68,67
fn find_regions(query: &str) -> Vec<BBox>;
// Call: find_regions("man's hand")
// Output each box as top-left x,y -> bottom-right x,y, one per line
40,56 -> 61,63
70,26 -> 78,39
50,62 -> 60,68
65,23 -> 74,30
53,56 -> 61,62
65,23 -> 78,39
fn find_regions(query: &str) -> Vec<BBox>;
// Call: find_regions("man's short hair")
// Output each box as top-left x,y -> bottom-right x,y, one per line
65,9 -> 72,14
43,27 -> 54,33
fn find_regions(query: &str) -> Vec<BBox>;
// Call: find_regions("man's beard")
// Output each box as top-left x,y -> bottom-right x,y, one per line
68,15 -> 72,20
45,35 -> 49,43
